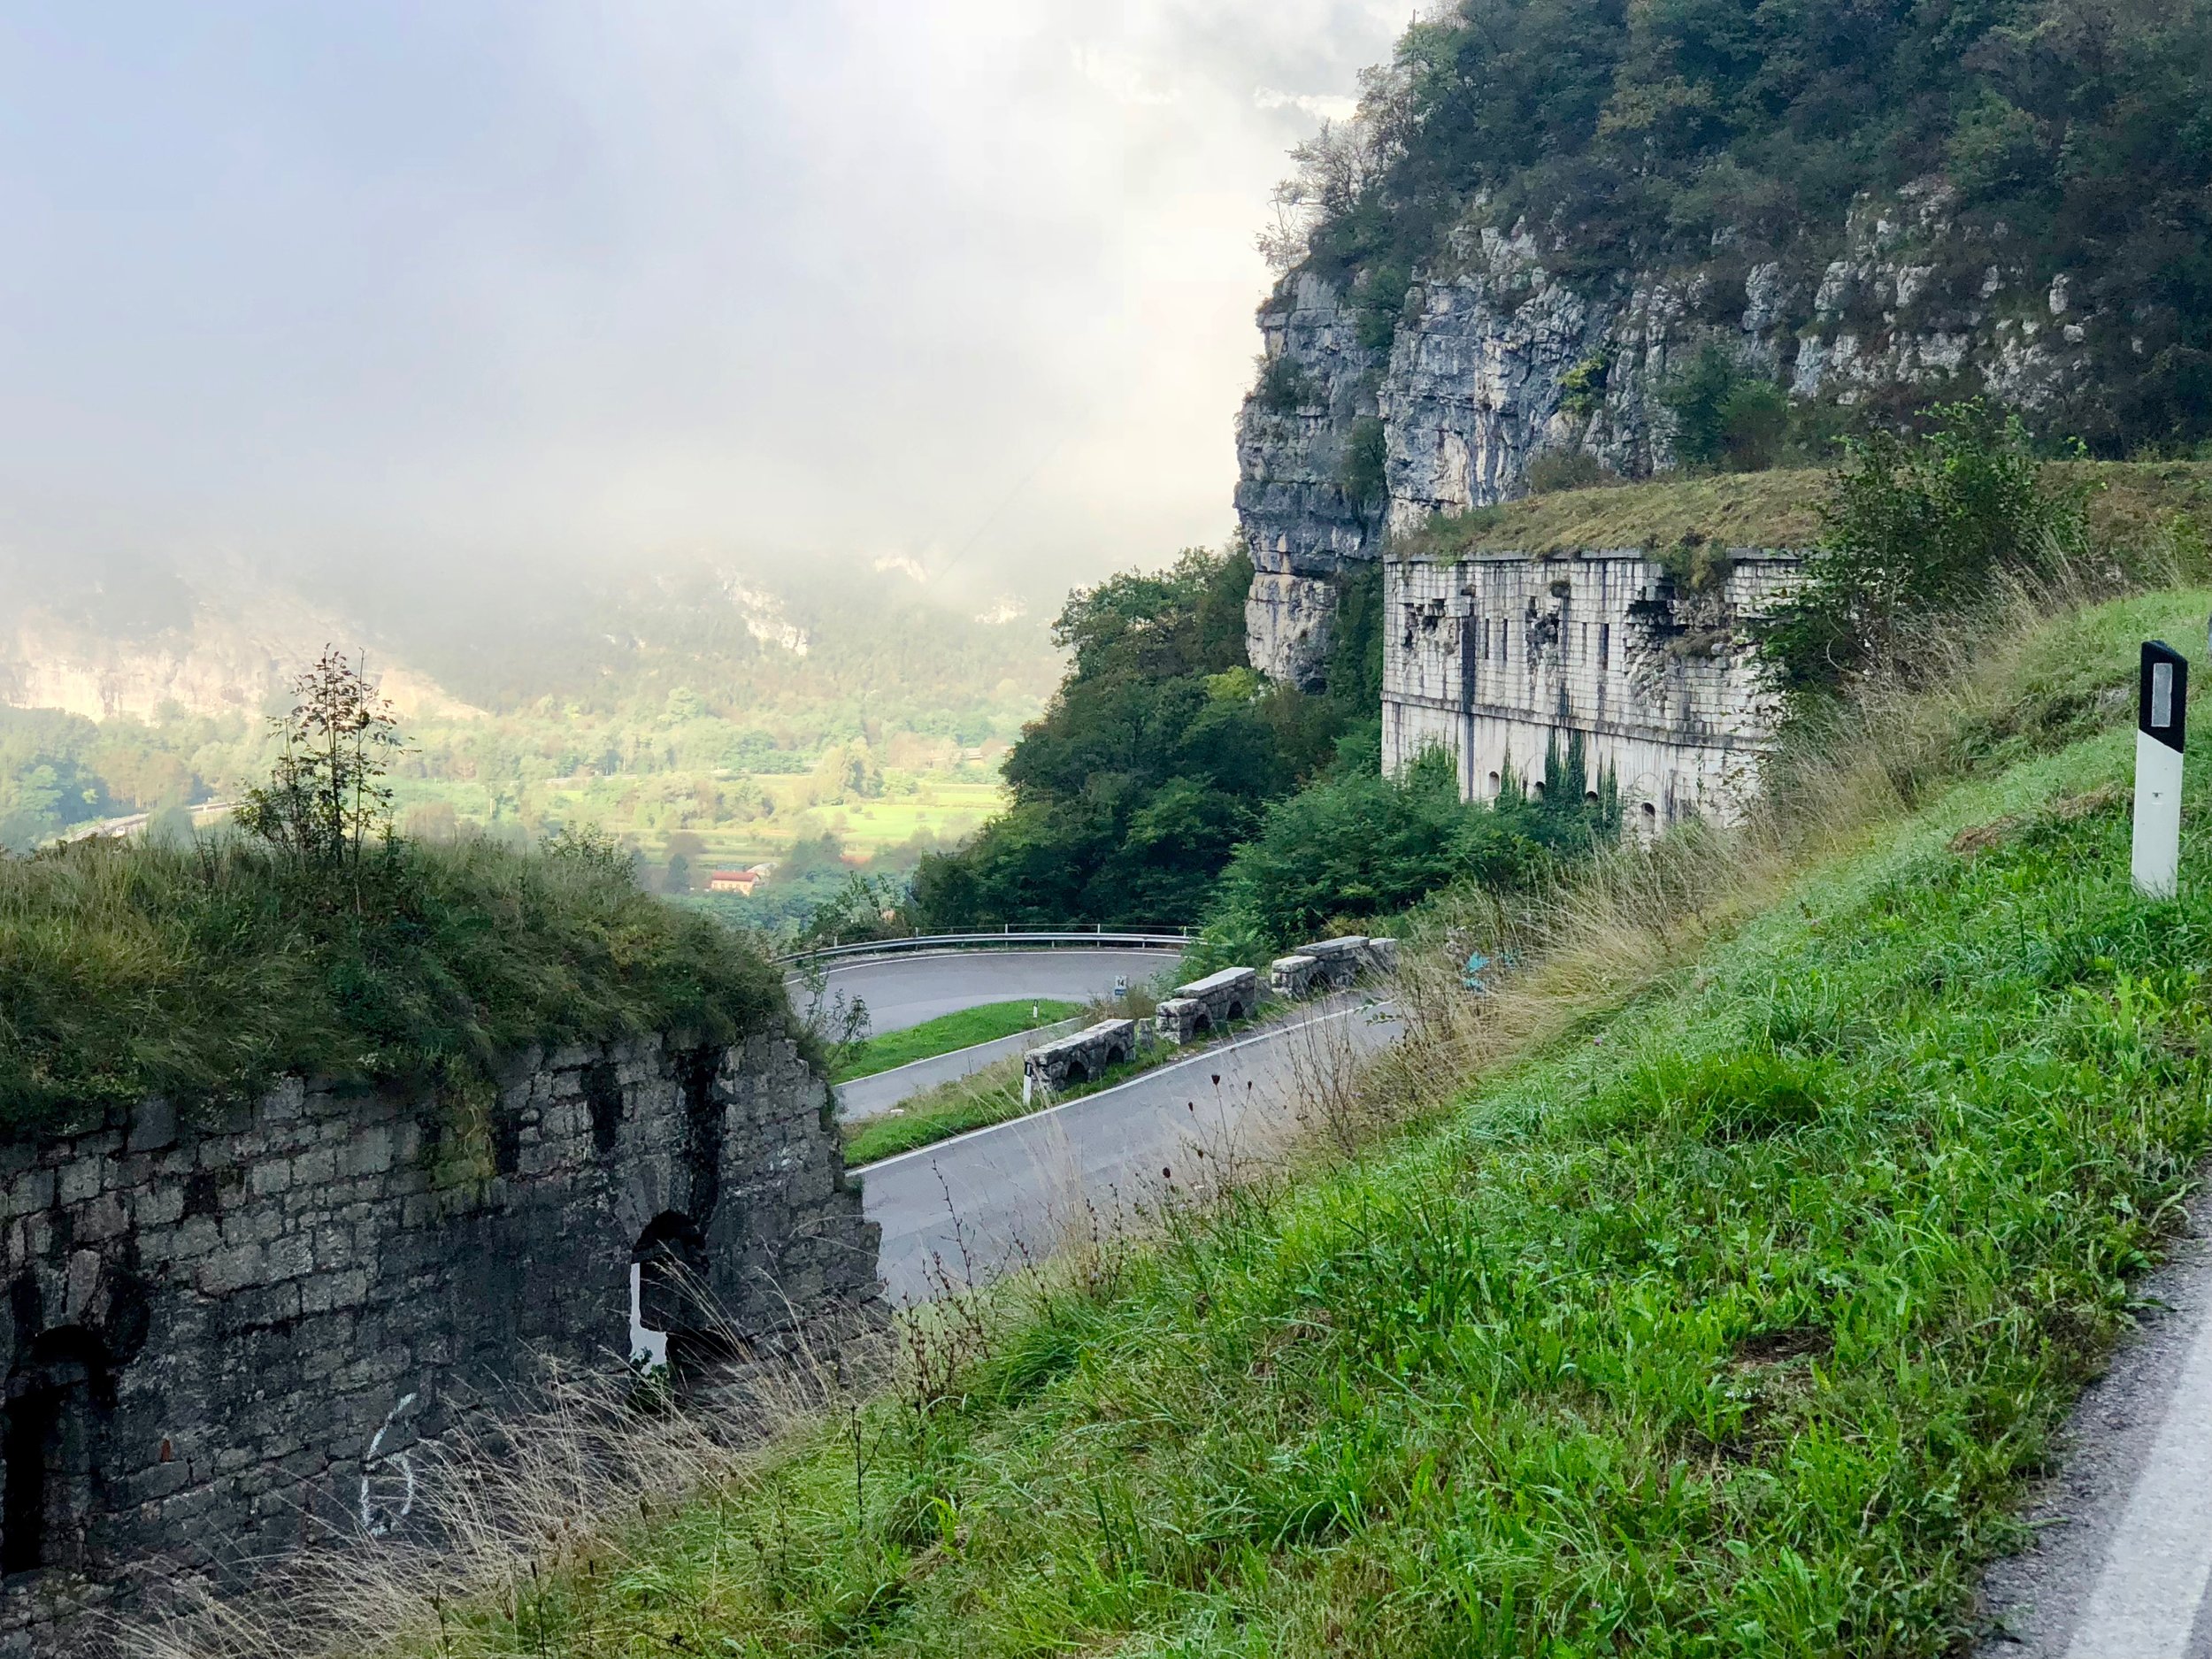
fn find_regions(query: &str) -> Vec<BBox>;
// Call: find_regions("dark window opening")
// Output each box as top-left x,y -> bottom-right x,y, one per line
491,1107 -> 523,1178
632,1212 -> 724,1374
4,1330 -> 110,1578
584,1061 -> 623,1158
181,1170 -> 220,1220
1599,624 -> 1610,669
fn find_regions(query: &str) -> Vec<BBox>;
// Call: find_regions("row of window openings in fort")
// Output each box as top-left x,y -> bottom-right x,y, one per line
1458,617 -> 1612,671
1472,765 -> 1662,826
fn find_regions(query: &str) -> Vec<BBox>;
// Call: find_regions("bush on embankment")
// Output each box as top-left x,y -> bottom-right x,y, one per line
0,832 -> 787,1136
196,572 -> 2212,1655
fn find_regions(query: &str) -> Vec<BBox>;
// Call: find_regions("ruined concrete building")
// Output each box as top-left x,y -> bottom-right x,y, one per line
0,1026 -> 879,1653
1382,547 -> 1804,827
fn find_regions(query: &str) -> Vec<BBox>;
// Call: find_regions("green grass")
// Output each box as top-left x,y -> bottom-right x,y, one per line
831,1000 -> 1084,1083
0,835 -> 787,1136
1392,458 -> 2212,562
403,590 -> 2212,1657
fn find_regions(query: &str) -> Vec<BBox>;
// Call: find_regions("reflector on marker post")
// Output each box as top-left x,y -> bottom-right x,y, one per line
2132,640 -> 2187,899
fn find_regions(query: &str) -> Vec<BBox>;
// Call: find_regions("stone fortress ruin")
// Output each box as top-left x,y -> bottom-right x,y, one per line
1382,546 -> 1806,828
0,1025 -> 879,1654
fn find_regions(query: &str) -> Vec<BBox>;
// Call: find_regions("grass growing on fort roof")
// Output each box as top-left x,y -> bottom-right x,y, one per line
0,833 -> 789,1135
1393,458 -> 2212,561
230,588 -> 2212,1657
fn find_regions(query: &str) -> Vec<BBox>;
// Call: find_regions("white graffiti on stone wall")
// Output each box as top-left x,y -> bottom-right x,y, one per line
357,1391 -> 420,1537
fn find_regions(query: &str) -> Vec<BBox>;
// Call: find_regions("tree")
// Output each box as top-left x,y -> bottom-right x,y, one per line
1659,347 -> 1787,473
236,649 -> 404,863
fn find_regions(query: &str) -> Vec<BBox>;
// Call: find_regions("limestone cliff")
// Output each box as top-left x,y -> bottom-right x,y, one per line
0,557 -> 484,724
1237,181 -> 2084,685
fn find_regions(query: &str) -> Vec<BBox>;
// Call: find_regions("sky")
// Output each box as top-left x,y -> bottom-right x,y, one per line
0,2 -> 1409,613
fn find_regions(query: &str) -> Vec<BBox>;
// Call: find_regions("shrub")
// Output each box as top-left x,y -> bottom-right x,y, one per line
1337,415 -> 1388,509
1525,449 -> 1616,495
1764,400 -> 2093,698
1203,741 -> 1616,945
234,649 -> 403,864
1252,353 -> 1323,415
1659,346 -> 1789,472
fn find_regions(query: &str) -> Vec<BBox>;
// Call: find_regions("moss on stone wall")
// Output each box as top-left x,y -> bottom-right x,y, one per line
0,834 -> 789,1138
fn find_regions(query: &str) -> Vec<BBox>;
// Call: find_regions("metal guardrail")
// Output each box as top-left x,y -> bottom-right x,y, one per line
780,929 -> 1194,968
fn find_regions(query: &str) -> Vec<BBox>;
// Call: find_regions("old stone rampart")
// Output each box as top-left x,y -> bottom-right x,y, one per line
1153,968 -> 1261,1044
0,1025 -> 879,1654
1383,548 -> 1802,827
1021,1020 -> 1141,1094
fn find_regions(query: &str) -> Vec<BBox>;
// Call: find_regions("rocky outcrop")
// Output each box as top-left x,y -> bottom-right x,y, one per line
1237,181 -> 2078,684
1233,273 -> 1386,684
0,559 -> 483,725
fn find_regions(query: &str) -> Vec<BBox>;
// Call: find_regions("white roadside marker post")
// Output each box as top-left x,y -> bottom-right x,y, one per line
2132,640 -> 2188,900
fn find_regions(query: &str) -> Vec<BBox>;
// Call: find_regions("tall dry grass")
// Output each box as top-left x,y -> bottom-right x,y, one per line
117,1300 -> 891,1659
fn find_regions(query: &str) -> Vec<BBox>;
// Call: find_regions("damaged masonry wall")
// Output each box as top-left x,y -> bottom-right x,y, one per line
0,1027 -> 880,1654
1383,549 -> 1803,828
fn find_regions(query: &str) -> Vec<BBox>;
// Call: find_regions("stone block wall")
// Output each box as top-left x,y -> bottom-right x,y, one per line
1154,968 -> 1261,1043
1022,1020 -> 1140,1093
1382,549 -> 1804,827
0,1025 -> 879,1654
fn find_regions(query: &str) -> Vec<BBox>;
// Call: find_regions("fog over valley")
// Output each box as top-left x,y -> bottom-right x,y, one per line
0,1 -> 1405,606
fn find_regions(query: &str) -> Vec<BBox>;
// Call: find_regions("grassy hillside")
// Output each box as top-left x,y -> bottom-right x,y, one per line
0,835 -> 787,1135
240,585 -> 2212,1655
1396,459 -> 2212,560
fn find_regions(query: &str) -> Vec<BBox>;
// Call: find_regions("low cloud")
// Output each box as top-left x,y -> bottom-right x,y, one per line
1255,87 -> 1361,123
0,2 -> 1406,611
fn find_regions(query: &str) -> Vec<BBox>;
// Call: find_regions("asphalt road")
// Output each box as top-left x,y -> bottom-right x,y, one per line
857,996 -> 1404,1305
795,948 -> 1184,1036
1978,1185 -> 2212,1657
833,1018 -> 1078,1120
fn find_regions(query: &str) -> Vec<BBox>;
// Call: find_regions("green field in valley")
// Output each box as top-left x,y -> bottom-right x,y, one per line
830,999 -> 1084,1083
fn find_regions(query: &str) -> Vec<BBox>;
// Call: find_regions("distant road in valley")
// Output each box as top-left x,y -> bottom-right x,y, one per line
795,947 -> 1185,1035
858,996 -> 1404,1304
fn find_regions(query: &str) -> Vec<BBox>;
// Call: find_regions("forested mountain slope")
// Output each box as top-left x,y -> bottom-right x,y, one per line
1240,0 -> 2212,680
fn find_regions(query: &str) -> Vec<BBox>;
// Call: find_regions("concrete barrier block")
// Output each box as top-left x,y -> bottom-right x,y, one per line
1270,955 -> 1320,999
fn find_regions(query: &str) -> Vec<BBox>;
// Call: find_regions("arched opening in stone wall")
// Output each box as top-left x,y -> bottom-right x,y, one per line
1486,771 -> 1501,798
3,1327 -> 111,1578
1189,1011 -> 1213,1037
630,1212 -> 721,1375
1225,999 -> 1248,1022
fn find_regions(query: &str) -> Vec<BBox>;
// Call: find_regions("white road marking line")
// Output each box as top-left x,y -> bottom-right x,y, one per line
2067,1302 -> 2212,1657
850,1002 -> 1393,1174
